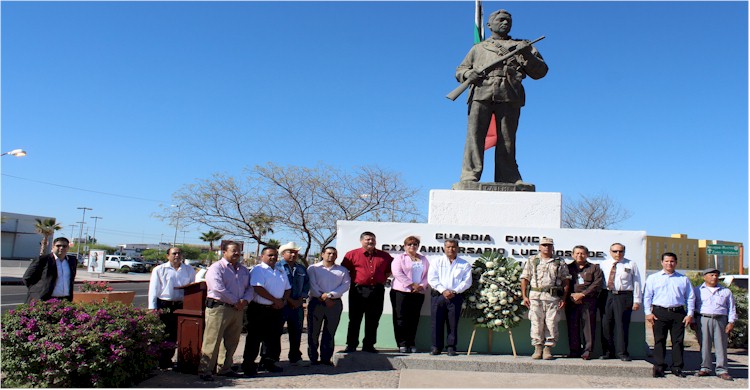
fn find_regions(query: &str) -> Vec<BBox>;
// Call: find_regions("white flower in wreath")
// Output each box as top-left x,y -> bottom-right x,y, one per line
500,299 -> 508,305
490,284 -> 498,290
494,319 -> 502,326
499,267 -> 505,272
499,291 -> 507,298
477,317 -> 485,323
486,270 -> 496,276
485,261 -> 495,268
488,296 -> 498,304
468,296 -> 476,302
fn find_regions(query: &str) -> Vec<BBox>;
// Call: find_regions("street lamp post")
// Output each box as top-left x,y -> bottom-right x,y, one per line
90,216 -> 102,245
0,149 -> 27,157
76,207 -> 92,259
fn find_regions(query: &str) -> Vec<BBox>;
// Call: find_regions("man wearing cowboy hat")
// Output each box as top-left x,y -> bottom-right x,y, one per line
275,242 -> 310,365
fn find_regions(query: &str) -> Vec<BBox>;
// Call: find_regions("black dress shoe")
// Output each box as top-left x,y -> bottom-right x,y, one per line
672,368 -> 686,378
619,355 -> 632,362
446,347 -> 458,356
321,360 -> 334,366
430,347 -> 441,355
261,363 -> 283,373
199,374 -> 214,381
599,354 -> 615,360
218,371 -> 244,378
362,346 -> 379,353
652,367 -> 665,378
343,345 -> 357,353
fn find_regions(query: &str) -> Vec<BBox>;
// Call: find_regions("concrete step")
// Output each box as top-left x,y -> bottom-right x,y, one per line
333,350 -> 652,377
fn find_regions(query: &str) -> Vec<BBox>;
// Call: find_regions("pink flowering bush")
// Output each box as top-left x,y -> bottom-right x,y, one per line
79,281 -> 113,292
1,299 -> 166,387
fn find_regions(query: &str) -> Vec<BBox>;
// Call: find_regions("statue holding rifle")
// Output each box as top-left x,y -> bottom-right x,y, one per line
452,9 -> 548,186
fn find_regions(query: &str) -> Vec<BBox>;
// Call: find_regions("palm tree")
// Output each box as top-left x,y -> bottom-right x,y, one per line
250,214 -> 275,257
199,230 -> 223,264
266,239 -> 281,249
35,218 -> 62,256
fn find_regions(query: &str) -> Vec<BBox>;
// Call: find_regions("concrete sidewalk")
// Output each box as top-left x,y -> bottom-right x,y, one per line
1,260 -> 151,285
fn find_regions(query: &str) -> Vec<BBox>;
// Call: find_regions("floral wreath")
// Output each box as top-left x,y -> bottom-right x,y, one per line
462,252 -> 527,331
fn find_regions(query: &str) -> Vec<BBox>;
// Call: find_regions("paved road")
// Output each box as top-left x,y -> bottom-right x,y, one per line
1,282 -> 150,314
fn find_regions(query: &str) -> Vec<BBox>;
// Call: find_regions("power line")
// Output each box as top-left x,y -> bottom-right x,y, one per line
2,173 -> 167,203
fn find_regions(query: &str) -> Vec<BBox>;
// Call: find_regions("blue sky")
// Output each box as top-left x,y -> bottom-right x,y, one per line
2,1 -> 747,264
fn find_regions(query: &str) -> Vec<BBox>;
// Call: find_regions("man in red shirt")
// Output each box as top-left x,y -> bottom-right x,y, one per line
341,231 -> 393,353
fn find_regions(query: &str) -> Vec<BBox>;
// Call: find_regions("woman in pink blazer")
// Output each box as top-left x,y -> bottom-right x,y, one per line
390,235 -> 430,353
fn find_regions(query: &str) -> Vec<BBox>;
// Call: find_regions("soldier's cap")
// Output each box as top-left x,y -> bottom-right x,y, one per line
702,267 -> 720,275
279,242 -> 301,254
540,237 -> 554,245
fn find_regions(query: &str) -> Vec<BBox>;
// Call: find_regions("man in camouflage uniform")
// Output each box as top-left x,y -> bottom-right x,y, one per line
520,237 -> 571,360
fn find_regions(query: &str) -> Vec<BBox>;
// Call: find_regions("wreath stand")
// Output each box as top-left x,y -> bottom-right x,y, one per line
466,326 -> 517,357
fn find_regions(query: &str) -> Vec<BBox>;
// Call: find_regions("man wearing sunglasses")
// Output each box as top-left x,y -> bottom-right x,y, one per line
23,237 -> 77,303
599,243 -> 643,362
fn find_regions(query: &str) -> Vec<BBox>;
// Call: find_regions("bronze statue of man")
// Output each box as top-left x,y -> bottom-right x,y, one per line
456,9 -> 548,184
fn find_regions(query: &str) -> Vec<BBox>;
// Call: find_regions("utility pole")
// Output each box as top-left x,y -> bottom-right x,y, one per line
76,207 -> 92,259
90,216 -> 102,245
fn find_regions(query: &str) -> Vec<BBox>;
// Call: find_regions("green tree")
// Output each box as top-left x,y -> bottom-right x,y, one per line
176,245 -> 201,261
34,218 -> 61,256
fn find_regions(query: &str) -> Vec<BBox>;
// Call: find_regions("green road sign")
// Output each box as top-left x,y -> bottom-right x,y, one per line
706,244 -> 740,256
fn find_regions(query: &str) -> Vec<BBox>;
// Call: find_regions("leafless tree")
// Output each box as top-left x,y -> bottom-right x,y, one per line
160,163 -> 421,265
562,193 -> 633,229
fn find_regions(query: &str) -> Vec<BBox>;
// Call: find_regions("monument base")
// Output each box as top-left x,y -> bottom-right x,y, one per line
428,189 -> 561,228
451,181 -> 536,192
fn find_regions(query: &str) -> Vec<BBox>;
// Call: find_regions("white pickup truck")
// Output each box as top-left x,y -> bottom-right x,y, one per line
104,255 -> 147,273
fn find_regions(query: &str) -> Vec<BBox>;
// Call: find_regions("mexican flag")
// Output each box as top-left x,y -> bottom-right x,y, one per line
475,0 -> 498,150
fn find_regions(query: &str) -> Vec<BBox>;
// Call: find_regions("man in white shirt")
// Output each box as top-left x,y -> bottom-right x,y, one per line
427,239 -> 473,356
599,243 -> 643,361
242,247 -> 291,376
307,247 -> 351,366
148,247 -> 196,369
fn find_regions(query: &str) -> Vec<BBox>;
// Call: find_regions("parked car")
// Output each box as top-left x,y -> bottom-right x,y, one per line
184,259 -> 204,267
104,255 -> 146,273
719,274 -> 748,290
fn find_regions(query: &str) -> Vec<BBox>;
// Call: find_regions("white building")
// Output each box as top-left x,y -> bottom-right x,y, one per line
1,212 -> 57,260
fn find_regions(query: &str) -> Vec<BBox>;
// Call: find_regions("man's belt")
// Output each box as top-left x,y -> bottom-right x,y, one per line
206,298 -> 231,308
699,313 -> 727,319
653,305 -> 685,312
608,290 -> 633,295
530,287 -> 562,293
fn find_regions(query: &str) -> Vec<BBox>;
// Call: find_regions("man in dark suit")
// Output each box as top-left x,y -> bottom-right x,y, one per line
23,237 -> 77,303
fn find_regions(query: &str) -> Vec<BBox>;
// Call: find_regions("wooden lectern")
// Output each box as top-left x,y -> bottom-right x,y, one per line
174,281 -> 207,374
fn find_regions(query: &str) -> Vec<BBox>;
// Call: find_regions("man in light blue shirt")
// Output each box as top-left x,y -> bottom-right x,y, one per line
694,268 -> 736,381
643,252 -> 695,378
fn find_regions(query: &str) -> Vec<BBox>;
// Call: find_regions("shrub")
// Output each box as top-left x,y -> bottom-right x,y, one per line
79,281 -> 113,292
1,299 -> 166,387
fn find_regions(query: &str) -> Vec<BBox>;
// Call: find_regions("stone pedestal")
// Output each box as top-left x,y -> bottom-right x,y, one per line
428,189 -> 561,228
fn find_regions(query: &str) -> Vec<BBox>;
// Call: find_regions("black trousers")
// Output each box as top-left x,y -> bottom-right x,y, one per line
652,306 -> 687,371
602,291 -> 633,358
242,302 -> 283,371
156,298 -> 183,368
565,297 -> 597,356
390,289 -> 425,348
431,292 -> 464,350
346,284 -> 385,349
